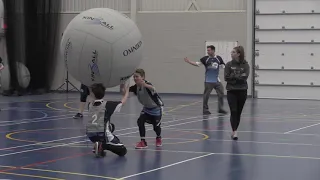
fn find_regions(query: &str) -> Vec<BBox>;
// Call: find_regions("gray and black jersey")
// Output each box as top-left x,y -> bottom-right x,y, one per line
86,100 -> 122,133
129,80 -> 164,116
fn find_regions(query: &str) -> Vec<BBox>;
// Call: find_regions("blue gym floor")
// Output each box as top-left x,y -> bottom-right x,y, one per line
0,93 -> 320,180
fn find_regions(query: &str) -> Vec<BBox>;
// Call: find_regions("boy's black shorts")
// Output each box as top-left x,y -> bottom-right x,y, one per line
138,109 -> 162,126
80,84 -> 89,102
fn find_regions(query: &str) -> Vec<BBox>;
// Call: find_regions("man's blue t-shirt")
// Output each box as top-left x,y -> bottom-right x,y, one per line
200,55 -> 225,83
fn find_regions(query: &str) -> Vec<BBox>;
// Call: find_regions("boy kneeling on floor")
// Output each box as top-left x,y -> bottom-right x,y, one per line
85,83 -> 129,157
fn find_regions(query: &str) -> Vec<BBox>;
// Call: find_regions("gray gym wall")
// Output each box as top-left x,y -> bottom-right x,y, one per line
51,0 -> 252,96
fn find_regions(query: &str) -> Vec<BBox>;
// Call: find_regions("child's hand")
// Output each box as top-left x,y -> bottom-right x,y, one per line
140,80 -> 147,87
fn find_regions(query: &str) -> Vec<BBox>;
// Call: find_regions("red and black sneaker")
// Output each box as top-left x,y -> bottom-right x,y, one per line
135,140 -> 148,149
156,137 -> 162,147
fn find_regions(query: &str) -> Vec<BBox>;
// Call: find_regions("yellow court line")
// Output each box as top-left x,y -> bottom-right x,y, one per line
0,171 -> 64,180
6,128 -> 208,146
157,130 -> 208,145
64,102 -> 78,111
48,98 -> 201,114
6,129 -> 58,143
165,101 -> 201,113
46,101 -> 64,111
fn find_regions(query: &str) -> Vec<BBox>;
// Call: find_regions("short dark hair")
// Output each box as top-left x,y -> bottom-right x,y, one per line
90,83 -> 106,99
135,68 -> 145,77
207,45 -> 215,51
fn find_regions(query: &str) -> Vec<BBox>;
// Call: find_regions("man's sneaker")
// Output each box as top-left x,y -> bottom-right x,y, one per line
218,109 -> 228,114
73,113 -> 83,119
203,111 -> 211,115
156,137 -> 162,147
135,140 -> 148,149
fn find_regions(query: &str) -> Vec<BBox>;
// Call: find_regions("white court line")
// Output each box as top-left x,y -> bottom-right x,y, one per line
0,140 -> 88,157
0,110 -> 47,123
112,115 -> 219,137
0,127 -> 147,157
0,113 -> 205,127
6,110 -> 317,157
0,135 -> 85,151
42,137 -> 320,149
4,106 -> 318,156
0,115 -> 208,152
0,114 -> 76,127
0,114 -> 208,156
0,115 -> 219,157
0,97 -> 79,104
284,122 -> 320,134
4,110 -> 313,150
0,113 -> 74,124
0,117 -> 205,157
129,149 -> 320,161
118,153 -> 214,179
166,127 -> 320,137
1,125 -> 144,152
205,138 -> 320,147
0,95 -> 207,104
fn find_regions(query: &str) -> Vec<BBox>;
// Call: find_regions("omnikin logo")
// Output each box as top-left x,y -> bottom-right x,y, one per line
88,50 -> 100,82
123,41 -> 143,56
82,16 -> 114,30
64,38 -> 72,71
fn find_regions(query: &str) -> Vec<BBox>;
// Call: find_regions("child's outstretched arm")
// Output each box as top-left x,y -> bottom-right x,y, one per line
120,78 -> 136,99
120,82 -> 127,95
120,85 -> 129,104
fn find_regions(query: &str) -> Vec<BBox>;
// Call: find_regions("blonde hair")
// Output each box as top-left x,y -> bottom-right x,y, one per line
135,68 -> 145,77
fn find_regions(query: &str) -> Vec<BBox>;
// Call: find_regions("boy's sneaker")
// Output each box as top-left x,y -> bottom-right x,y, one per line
156,137 -> 162,147
94,142 -> 103,157
109,123 -> 115,133
73,113 -> 83,119
107,135 -> 123,146
93,142 -> 99,156
135,140 -> 148,149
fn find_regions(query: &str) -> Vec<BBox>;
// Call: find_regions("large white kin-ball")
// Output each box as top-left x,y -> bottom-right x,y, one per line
60,8 -> 143,87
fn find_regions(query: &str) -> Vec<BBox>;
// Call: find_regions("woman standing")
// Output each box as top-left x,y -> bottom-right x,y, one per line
224,46 -> 250,140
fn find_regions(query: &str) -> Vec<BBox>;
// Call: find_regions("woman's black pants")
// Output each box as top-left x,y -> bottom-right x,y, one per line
227,90 -> 247,131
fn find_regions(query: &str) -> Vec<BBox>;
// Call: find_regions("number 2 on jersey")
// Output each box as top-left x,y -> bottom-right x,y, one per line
92,114 -> 98,125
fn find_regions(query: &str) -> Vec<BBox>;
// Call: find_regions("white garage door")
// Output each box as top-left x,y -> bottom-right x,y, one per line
254,0 -> 320,99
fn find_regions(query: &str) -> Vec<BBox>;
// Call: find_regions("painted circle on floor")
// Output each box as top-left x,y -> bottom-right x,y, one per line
5,127 -> 209,147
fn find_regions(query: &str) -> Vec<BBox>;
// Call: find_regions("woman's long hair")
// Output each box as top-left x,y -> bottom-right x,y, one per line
234,46 -> 245,62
